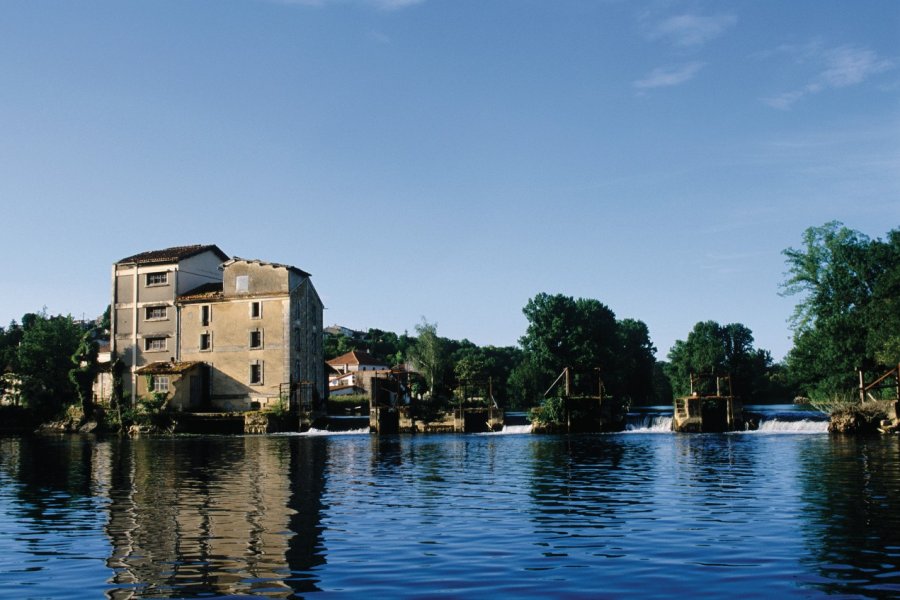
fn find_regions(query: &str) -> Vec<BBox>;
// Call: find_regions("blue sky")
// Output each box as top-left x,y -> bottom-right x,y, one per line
1,0 -> 898,361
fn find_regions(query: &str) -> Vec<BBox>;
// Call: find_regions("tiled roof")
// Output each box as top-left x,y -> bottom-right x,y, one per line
136,361 -> 203,375
117,244 -> 228,265
179,282 -> 224,301
224,257 -> 311,278
327,350 -> 386,367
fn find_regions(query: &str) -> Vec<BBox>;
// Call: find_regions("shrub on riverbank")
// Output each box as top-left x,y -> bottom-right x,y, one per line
328,394 -> 369,415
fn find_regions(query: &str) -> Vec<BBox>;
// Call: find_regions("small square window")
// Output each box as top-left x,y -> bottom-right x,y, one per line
151,375 -> 169,393
145,306 -> 167,320
145,337 -> 167,352
249,330 -> 262,349
250,301 -> 261,319
146,272 -> 168,286
200,333 -> 211,351
200,305 -> 210,326
236,275 -> 249,293
250,363 -> 263,385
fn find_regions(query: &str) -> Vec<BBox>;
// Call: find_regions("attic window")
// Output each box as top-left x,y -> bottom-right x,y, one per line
236,275 -> 249,293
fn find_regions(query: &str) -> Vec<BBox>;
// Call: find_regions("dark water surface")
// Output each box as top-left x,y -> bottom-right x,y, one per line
2,425 -> 899,598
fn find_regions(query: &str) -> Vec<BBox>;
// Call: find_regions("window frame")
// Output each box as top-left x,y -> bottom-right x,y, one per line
200,305 -> 211,326
144,305 -> 167,321
250,301 -> 262,319
144,337 -> 167,352
249,329 -> 263,350
151,375 -> 170,393
146,272 -> 169,287
199,332 -> 212,352
249,361 -> 263,385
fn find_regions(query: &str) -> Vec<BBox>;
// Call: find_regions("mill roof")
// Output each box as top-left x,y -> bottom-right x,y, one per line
117,244 -> 228,266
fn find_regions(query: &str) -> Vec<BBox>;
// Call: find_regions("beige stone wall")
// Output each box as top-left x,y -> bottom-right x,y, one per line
181,296 -> 289,411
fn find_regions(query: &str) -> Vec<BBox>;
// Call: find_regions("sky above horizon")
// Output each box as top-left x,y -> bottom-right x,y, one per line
1,0 -> 898,362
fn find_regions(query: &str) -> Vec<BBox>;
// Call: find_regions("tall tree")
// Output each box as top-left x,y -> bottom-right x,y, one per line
519,293 -> 619,396
16,312 -> 83,417
666,320 -> 779,402
782,222 -> 900,399
69,332 -> 100,419
614,318 -> 658,404
408,319 -> 449,398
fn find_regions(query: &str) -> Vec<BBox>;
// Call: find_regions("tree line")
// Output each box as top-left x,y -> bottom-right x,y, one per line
3,221 -> 896,424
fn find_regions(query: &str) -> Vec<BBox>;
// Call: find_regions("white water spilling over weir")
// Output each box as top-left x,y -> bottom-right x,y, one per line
752,419 -> 829,434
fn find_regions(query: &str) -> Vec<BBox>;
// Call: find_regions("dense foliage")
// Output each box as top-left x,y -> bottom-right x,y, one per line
782,222 -> 900,400
665,321 -> 790,402
1,312 -> 86,418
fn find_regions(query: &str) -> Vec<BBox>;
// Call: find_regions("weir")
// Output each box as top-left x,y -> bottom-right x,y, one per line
673,373 -> 745,433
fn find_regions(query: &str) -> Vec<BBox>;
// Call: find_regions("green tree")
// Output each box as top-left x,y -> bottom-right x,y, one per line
782,222 -> 900,399
666,320 -> 780,402
519,293 -> 618,396
408,318 -> 449,399
16,312 -> 83,417
614,318 -> 657,404
68,332 -> 100,419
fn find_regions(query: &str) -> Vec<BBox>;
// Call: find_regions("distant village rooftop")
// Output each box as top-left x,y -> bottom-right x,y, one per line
117,244 -> 228,265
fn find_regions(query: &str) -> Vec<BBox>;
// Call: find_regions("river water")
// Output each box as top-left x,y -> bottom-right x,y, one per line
1,406 -> 899,599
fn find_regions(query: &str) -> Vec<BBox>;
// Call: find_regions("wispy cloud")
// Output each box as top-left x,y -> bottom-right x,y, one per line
368,30 -> 391,44
763,44 -> 895,109
634,61 -> 705,90
646,13 -> 737,48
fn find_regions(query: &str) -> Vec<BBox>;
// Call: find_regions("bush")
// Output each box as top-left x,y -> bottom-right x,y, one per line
328,394 -> 369,415
528,396 -> 566,425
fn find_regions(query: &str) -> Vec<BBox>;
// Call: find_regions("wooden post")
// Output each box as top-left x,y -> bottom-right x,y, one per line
859,369 -> 866,404
690,372 -> 695,395
716,376 -> 721,397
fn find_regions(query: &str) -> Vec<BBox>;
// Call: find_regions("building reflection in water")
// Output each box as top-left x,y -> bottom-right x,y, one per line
104,435 -> 327,598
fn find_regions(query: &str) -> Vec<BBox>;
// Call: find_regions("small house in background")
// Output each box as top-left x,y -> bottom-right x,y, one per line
327,350 -> 388,374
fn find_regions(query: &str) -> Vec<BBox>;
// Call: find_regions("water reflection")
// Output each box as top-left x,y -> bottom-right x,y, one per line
797,436 -> 900,597
102,436 -> 328,598
3,432 -> 900,598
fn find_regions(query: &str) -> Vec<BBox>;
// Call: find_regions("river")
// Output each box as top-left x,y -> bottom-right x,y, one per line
1,406 -> 899,598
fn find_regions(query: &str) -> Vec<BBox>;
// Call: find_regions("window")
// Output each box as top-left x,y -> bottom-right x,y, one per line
145,337 -> 167,352
250,301 -> 261,319
151,375 -> 169,393
200,305 -> 210,326
146,272 -> 168,286
249,330 -> 262,349
200,333 -> 211,351
145,306 -> 167,320
250,362 -> 263,385
235,275 -> 249,293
